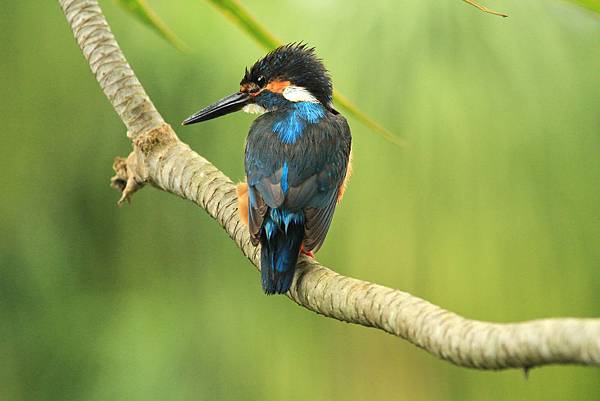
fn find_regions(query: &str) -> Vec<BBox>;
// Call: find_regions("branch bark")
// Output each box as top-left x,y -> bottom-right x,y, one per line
59,0 -> 599,370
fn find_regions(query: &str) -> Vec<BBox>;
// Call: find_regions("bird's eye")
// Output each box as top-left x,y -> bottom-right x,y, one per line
256,75 -> 266,85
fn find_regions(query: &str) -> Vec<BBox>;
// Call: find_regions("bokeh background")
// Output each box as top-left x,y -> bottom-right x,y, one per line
2,0 -> 600,400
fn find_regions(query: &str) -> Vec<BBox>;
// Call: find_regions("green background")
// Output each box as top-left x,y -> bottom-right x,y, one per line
1,0 -> 599,400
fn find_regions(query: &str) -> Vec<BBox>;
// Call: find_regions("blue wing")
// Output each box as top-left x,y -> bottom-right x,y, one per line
245,109 -> 351,251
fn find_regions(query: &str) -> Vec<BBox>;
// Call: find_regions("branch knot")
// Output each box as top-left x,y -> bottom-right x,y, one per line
132,123 -> 178,155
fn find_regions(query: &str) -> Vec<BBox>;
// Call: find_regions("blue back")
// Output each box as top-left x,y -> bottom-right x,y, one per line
244,101 -> 351,293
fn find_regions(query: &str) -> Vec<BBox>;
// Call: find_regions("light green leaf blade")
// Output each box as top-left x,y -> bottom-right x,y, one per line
205,0 -> 405,146
115,0 -> 189,51
205,0 -> 280,49
332,92 -> 407,147
565,0 -> 600,14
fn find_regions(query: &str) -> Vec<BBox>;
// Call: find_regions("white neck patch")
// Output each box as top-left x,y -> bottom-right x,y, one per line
242,103 -> 267,115
282,85 -> 319,103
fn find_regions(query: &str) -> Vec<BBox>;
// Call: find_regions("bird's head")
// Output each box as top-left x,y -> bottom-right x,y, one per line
182,43 -> 333,125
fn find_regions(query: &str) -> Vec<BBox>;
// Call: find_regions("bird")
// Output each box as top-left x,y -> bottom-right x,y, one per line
182,43 -> 352,294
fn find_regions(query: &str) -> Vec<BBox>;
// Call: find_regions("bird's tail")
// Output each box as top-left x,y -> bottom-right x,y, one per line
260,208 -> 305,294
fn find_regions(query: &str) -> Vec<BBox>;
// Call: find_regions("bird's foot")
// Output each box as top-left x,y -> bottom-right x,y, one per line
301,249 -> 315,258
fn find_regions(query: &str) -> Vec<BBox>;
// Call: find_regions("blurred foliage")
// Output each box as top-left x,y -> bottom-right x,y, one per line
1,1 -> 600,401
205,0 -> 280,48
114,0 -> 188,51
567,0 -> 600,13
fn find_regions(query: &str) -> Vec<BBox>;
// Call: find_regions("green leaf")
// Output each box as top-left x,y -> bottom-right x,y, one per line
205,0 -> 280,50
115,0 -> 189,51
332,92 -> 407,147
205,0 -> 405,146
565,0 -> 600,14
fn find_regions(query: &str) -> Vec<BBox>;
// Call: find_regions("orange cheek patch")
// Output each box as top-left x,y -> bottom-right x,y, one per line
266,80 -> 290,93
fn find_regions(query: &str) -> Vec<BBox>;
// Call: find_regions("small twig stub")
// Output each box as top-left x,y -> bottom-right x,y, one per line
463,0 -> 509,17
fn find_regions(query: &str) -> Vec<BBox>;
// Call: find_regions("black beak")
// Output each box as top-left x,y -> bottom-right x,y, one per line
182,92 -> 250,125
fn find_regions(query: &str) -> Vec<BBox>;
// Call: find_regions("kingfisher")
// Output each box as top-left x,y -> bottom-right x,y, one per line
182,43 -> 352,294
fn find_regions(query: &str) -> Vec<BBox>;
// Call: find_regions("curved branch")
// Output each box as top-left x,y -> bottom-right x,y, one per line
60,0 -> 163,137
59,0 -> 600,370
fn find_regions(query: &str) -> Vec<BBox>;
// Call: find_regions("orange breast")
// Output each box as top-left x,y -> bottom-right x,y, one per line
236,182 -> 249,226
337,151 -> 353,203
